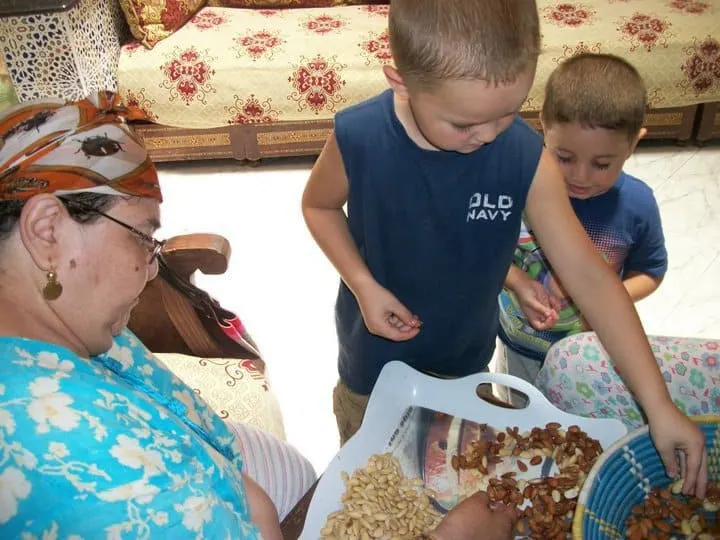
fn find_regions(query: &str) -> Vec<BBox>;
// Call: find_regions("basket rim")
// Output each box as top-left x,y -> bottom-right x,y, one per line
571,414 -> 720,539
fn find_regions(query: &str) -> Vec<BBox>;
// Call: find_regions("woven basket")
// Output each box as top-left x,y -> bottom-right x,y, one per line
573,415 -> 720,539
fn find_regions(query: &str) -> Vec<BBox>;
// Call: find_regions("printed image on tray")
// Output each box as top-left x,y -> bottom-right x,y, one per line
385,406 -> 560,513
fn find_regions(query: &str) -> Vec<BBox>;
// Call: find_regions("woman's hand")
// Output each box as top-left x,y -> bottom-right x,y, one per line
648,402 -> 708,498
354,280 -> 421,341
432,491 -> 518,540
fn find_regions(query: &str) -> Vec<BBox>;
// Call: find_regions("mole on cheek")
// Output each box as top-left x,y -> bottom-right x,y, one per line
134,266 -> 140,272
69,259 -> 77,269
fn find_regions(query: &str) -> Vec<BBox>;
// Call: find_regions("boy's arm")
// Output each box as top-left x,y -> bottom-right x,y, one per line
623,271 -> 663,302
581,273 -> 661,332
301,131 -> 374,296
524,149 -> 706,496
504,258 -> 560,331
301,132 -> 420,341
505,264 -> 528,291
622,191 -> 667,303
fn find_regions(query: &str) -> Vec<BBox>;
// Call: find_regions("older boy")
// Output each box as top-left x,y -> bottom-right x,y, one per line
302,0 -> 706,496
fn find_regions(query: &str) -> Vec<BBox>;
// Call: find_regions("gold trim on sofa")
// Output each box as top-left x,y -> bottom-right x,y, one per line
129,104 -> 707,163
142,133 -> 232,150
645,113 -> 683,127
257,128 -> 332,146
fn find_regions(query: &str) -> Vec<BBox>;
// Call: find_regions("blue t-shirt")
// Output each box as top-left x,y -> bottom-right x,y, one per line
498,171 -> 667,360
334,90 -> 544,394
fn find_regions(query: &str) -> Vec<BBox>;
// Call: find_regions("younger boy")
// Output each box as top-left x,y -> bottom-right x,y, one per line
497,53 -> 668,399
302,0 -> 706,496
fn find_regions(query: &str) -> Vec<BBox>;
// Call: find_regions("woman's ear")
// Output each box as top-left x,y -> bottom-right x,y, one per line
18,195 -> 68,270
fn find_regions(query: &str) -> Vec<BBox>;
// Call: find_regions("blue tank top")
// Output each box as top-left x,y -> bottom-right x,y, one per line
335,90 -> 543,394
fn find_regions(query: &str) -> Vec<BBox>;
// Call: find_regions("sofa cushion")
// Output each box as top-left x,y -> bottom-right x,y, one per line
155,352 -> 286,440
208,0 -> 341,7
207,0 -> 385,7
119,5 -> 391,128
118,1 -> 720,129
120,0 -> 207,49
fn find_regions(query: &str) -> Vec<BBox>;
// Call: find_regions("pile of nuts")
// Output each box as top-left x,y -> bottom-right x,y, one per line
320,453 -> 442,539
451,422 -> 603,539
321,422 -> 717,540
625,478 -> 720,539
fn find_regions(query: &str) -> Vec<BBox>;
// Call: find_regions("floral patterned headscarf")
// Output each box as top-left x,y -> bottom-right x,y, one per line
0,92 -> 162,201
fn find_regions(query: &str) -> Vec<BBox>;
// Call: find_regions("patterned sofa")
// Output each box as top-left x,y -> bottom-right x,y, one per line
3,0 -> 718,161
116,0 -> 720,162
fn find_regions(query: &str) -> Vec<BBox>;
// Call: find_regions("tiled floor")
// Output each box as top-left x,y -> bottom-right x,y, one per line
156,143 -> 720,473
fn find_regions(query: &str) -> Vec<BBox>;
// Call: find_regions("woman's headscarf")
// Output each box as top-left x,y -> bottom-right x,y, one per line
0,92 -> 161,201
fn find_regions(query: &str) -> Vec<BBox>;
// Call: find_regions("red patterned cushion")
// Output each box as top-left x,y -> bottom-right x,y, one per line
207,0 -> 386,7
119,0 -> 207,49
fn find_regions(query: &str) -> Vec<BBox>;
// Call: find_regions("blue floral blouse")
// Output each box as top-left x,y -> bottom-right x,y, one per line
0,329 -> 260,539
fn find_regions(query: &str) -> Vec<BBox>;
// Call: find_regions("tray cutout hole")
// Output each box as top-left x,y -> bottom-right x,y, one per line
476,382 -> 527,410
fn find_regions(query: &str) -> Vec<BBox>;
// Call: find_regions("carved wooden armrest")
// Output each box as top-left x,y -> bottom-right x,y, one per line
130,232 -> 262,365
161,233 -> 231,281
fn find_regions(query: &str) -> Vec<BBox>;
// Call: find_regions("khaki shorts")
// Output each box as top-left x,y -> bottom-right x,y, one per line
332,380 -> 370,446
494,344 -> 542,408
332,367 -> 496,446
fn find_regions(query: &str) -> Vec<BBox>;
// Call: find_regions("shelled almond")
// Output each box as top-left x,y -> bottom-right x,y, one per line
451,422 -> 603,539
625,479 -> 720,539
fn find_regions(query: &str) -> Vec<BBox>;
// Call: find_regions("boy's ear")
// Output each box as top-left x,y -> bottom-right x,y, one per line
383,65 -> 410,98
628,127 -> 647,154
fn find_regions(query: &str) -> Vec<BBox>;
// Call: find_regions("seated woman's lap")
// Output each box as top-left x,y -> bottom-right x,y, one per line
536,332 -> 720,429
227,421 -> 317,521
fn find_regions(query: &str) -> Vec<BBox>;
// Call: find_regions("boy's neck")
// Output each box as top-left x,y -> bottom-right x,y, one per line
392,93 -> 440,152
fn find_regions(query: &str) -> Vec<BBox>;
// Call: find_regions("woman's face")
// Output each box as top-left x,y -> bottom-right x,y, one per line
56,197 -> 161,356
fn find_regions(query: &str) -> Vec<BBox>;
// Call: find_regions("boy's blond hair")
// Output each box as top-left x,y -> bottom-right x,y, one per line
542,53 -> 647,140
389,0 -> 540,90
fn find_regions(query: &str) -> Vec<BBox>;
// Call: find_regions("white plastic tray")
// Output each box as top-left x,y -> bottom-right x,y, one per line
301,361 -> 628,539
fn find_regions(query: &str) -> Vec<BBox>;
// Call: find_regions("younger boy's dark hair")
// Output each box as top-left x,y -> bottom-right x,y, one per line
389,0 -> 540,90
542,53 -> 647,140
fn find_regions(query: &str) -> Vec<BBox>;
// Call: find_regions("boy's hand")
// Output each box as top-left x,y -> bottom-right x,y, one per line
648,401 -> 708,498
354,280 -> 421,341
433,491 -> 518,540
511,276 -> 560,331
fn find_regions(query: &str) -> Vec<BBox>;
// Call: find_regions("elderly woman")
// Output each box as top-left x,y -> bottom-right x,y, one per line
0,93 -> 282,538
0,95 -> 519,539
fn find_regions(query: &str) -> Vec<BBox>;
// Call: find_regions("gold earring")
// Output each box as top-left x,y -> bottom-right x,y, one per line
43,269 -> 63,301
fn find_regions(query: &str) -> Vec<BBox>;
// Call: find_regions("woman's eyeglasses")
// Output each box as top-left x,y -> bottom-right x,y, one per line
62,199 -> 165,263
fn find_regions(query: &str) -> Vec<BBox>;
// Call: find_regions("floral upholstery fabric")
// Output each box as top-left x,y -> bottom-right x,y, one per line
117,1 -> 720,129
536,333 -> 720,430
208,0 -> 385,7
119,0 -> 207,49
118,5 -> 391,127
156,353 -> 286,441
